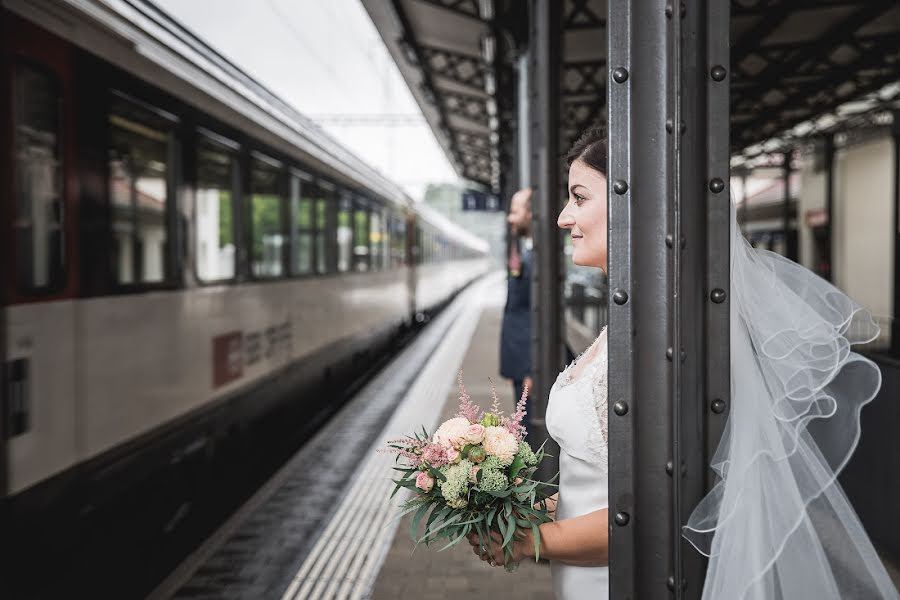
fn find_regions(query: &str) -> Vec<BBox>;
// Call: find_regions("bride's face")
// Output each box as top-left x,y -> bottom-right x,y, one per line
558,159 -> 608,271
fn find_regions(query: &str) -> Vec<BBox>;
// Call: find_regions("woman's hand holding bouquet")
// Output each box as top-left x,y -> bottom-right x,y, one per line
385,374 -> 557,572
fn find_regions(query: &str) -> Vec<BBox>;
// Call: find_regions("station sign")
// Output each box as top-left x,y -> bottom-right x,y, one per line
462,189 -> 501,212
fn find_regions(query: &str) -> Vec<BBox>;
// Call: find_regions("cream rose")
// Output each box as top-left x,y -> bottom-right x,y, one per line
482,426 -> 519,466
433,417 -> 471,449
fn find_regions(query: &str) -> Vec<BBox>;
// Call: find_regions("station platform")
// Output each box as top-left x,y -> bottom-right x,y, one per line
149,273 -> 552,600
148,272 -> 900,600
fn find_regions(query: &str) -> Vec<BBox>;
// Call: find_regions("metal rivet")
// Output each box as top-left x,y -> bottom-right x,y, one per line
613,289 -> 628,305
681,235 -> 686,249
665,233 -> 674,248
666,460 -> 674,475
681,350 -> 687,363
680,2 -> 686,17
612,67 -> 629,83
711,399 -> 727,414
613,400 -> 628,416
665,3 -> 673,18
710,288 -> 726,303
680,120 -> 686,134
710,65 -> 727,82
665,119 -> 674,133
709,178 -> 725,193
613,180 -> 629,195
666,347 -> 674,361
614,512 -> 630,526
667,576 -> 676,591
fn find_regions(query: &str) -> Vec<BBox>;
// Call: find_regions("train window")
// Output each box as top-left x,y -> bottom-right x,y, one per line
337,191 -> 353,273
369,207 -> 384,271
380,209 -> 391,270
195,135 -> 237,282
108,98 -> 173,285
290,172 -> 313,276
390,214 -> 406,268
353,198 -> 369,272
13,63 -> 64,292
415,225 -> 424,265
250,156 -> 284,278
315,189 -> 330,274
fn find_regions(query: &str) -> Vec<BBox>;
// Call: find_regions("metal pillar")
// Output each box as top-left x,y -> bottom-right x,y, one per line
607,1 -> 730,597
824,134 -> 835,282
783,149 -> 796,260
517,52 -> 531,190
528,0 -> 563,477
891,113 -> 900,356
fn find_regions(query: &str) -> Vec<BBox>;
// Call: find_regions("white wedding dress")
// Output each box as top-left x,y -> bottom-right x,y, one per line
545,327 -> 610,600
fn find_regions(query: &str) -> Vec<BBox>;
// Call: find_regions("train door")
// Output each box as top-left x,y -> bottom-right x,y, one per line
2,11 -> 79,498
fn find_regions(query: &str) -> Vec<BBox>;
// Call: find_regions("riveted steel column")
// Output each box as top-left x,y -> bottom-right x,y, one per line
824,134 -> 835,282
608,0 -> 671,596
703,0 -> 732,590
608,0 -> 730,597
783,149 -> 796,260
891,113 -> 900,356
528,0 -> 563,475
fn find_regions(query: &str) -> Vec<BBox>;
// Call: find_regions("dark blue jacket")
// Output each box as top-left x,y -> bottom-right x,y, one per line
499,244 -> 531,381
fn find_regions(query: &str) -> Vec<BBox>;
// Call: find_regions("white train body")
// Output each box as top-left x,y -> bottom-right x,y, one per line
0,0 -> 490,511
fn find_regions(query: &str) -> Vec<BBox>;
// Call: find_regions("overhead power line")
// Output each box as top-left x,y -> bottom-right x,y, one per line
310,113 -> 426,126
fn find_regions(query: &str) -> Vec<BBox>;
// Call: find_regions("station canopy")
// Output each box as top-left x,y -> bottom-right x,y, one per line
362,0 -> 900,190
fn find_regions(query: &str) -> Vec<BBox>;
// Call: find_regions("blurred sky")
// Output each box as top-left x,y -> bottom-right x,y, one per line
154,0 -> 458,200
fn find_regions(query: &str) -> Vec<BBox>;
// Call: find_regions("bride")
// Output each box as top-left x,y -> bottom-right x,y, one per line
470,126 -> 612,599
469,125 -> 899,600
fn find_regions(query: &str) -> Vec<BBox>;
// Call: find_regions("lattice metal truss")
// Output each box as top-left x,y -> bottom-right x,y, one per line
441,89 -> 490,127
420,45 -> 487,92
564,0 -> 606,29
413,0 -> 481,20
562,59 -> 607,146
730,0 -> 900,149
378,0 -> 900,187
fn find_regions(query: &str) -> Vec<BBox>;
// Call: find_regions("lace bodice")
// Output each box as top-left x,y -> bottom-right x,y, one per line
548,327 -> 609,470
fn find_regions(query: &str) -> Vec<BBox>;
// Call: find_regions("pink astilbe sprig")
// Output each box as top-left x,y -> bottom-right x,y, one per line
455,371 -> 480,424
488,378 -> 503,417
382,436 -> 427,465
421,442 -> 451,468
502,382 -> 529,441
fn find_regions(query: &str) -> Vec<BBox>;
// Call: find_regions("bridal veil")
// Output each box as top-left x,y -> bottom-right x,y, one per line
683,201 -> 899,599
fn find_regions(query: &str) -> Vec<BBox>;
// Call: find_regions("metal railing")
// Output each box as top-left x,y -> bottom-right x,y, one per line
565,281 -> 608,337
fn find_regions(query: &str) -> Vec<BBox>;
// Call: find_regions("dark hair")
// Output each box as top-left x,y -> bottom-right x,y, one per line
566,125 -> 608,176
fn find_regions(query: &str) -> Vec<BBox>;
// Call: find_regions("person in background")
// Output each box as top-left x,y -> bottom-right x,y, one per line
499,188 -> 534,431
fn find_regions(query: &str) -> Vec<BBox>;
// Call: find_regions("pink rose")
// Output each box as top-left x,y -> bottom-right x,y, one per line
464,424 -> 485,444
470,466 -> 481,484
415,471 -> 434,493
447,448 -> 461,464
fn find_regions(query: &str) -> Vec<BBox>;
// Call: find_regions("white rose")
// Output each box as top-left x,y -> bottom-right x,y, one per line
482,426 -> 519,466
433,417 -> 471,450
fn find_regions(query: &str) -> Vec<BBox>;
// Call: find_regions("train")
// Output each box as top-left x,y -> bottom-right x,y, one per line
0,0 -> 490,525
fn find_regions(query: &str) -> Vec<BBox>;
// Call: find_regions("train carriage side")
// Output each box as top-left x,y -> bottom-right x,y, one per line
409,202 -> 491,316
0,1 -> 420,525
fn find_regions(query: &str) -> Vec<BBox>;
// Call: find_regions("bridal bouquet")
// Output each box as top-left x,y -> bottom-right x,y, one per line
386,374 -> 555,571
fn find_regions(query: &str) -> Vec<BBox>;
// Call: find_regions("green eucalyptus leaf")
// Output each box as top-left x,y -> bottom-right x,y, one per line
508,456 -> 526,480
531,522 -> 541,561
411,503 -> 430,541
501,514 -> 516,549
